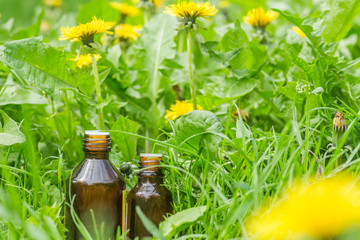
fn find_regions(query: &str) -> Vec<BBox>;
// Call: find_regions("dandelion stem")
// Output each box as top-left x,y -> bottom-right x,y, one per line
145,128 -> 150,153
49,96 -> 66,142
144,9 -> 150,25
187,30 -> 197,110
178,31 -> 184,52
91,53 -> 105,130
64,90 -> 72,139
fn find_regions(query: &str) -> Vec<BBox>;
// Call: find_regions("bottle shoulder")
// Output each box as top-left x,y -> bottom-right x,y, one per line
70,159 -> 125,185
128,181 -> 172,200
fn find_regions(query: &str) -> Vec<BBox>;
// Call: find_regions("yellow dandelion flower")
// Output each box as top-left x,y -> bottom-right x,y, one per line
219,0 -> 229,9
44,0 -> 62,7
164,1 -> 218,22
115,24 -> 141,42
247,175 -> 360,239
150,0 -> 163,8
243,8 -> 279,28
110,2 -> 140,17
292,26 -> 306,38
164,100 -> 203,120
59,17 -> 115,46
71,54 -> 101,69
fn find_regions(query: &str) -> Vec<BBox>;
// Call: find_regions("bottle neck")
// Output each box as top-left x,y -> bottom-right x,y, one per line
137,153 -> 164,181
83,130 -> 111,160
84,151 -> 109,160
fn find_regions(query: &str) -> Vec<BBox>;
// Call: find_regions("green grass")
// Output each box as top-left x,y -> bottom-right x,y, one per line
1,0 -> 360,239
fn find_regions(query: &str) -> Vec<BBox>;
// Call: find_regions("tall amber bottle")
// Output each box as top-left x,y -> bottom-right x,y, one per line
126,154 -> 173,239
65,131 -> 126,240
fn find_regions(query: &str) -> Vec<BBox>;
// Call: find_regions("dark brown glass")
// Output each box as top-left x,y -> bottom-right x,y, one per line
65,131 -> 126,240
126,154 -> 173,240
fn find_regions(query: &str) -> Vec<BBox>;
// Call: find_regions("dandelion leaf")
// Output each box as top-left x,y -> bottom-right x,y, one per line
174,110 -> 224,155
0,74 -> 48,105
206,77 -> 258,99
0,110 -> 25,147
111,116 -> 140,162
0,37 -> 93,96
160,206 -> 207,238
322,0 -> 360,42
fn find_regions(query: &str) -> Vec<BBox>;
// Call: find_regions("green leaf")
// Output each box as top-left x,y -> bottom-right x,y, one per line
217,22 -> 248,52
208,24 -> 266,70
99,67 -> 111,85
95,96 -> 113,109
0,74 -> 48,106
174,110 -> 224,154
0,110 -> 25,147
131,13 -> 177,131
206,77 -> 258,99
273,9 -> 328,57
290,51 -> 312,73
160,206 -> 207,238
106,45 -> 122,69
77,0 -> 119,23
322,0 -> 360,42
139,13 -> 177,100
111,116 -> 140,162
25,205 -> 65,239
0,38 -> 91,96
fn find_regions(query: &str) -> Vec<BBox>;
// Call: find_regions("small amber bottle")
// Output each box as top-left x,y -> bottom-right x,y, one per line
65,131 -> 126,240
126,154 -> 173,239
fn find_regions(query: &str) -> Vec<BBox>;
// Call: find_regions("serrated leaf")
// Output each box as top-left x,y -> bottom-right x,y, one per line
0,38 -> 91,96
290,51 -> 312,72
273,9 -> 327,57
77,0 -> 119,23
0,110 -> 25,147
139,13 -> 177,100
132,13 -> 177,130
160,206 -> 207,238
322,0 -> 360,42
0,74 -> 47,105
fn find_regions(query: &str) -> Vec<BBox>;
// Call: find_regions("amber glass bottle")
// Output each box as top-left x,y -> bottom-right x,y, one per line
65,131 -> 126,240
126,154 -> 173,239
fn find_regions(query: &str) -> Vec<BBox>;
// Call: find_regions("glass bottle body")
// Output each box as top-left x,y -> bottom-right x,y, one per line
126,154 -> 173,239
65,131 -> 125,240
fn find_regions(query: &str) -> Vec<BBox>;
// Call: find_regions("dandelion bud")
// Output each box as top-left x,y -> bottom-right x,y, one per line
333,111 -> 347,146
333,111 -> 347,133
232,108 -> 249,122
119,162 -> 133,176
